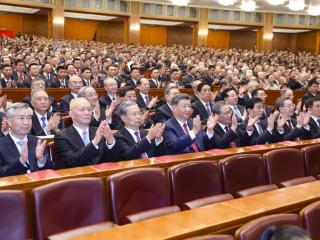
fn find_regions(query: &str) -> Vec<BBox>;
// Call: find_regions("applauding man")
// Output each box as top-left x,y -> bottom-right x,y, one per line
115,101 -> 165,160
0,103 -> 52,177
163,93 -> 217,155
54,98 -> 119,167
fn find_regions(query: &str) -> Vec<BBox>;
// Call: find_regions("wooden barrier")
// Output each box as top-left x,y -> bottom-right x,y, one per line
1,88 -> 306,106
73,181 -> 320,240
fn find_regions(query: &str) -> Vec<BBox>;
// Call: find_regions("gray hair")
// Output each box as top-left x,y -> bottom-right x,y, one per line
212,101 -> 227,114
119,101 -> 138,116
31,89 -> 48,100
171,93 -> 190,106
103,77 -> 117,86
6,102 -> 33,120
164,86 -> 179,96
280,87 -> 292,96
78,86 -> 95,98
275,96 -> 291,110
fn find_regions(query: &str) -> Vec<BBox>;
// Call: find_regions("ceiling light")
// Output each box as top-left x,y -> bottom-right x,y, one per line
217,0 -> 236,6
288,0 -> 305,11
140,19 -> 184,26
307,4 -> 320,16
240,0 -> 256,11
64,12 -> 116,21
0,5 -> 39,14
170,0 -> 189,6
267,0 -> 285,5
208,24 -> 247,30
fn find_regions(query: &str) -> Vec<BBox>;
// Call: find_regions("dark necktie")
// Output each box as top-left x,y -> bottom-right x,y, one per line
224,125 -> 237,148
145,96 -> 150,106
287,120 -> 293,130
205,102 -> 211,115
317,118 -> 320,127
182,123 -> 200,152
134,131 -> 148,159
256,121 -> 263,135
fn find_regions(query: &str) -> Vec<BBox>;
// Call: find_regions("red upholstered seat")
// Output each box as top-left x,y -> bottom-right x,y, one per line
168,160 -> 224,207
263,148 -> 316,187
49,142 -> 67,169
235,214 -> 302,240
32,178 -> 108,240
108,168 -> 171,225
62,115 -> 73,128
302,144 -> 320,179
300,201 -> 320,240
220,154 -> 278,197
0,190 -> 29,240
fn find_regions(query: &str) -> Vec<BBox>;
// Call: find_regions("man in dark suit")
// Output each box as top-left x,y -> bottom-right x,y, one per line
39,63 -> 54,84
203,65 -> 219,86
49,66 -> 68,88
238,98 -> 278,146
54,98 -> 119,167
24,63 -> 42,88
0,102 -> 52,177
0,64 -> 15,88
12,60 -> 28,87
137,78 -> 158,110
301,97 -> 320,140
163,93 -> 216,155
99,78 -> 118,108
212,101 -> 239,149
222,88 -> 246,123
190,80 -> 201,103
182,65 -> 199,88
155,86 -> 180,123
60,75 -> 83,112
22,78 -> 59,113
252,88 -> 273,119
115,101 -> 165,160
192,82 -> 214,125
149,67 -> 161,88
125,67 -> 140,88
301,78 -> 318,108
274,97 -> 309,141
167,69 -> 183,88
30,89 -> 61,136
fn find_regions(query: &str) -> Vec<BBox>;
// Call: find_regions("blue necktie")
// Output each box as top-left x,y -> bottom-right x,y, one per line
41,116 -> 46,129
82,130 -> 90,145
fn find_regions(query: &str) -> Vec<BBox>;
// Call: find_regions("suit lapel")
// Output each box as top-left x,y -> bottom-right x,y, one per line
122,128 -> 137,145
70,126 -> 85,147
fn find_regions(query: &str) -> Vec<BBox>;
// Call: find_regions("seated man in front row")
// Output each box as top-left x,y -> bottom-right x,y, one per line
163,93 -> 217,155
54,98 -> 119,168
0,103 -> 52,177
115,101 -> 165,160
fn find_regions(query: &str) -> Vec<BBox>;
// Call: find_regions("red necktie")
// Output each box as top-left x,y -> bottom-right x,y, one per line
183,123 -> 200,152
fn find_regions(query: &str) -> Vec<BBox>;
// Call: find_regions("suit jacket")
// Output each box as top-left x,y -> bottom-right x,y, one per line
274,117 -> 305,141
182,74 -> 199,88
230,105 -> 245,123
190,94 -> 200,104
54,126 -> 119,168
0,134 -> 52,177
125,79 -> 138,88
155,103 -> 173,123
114,128 -> 165,160
163,117 -> 214,155
302,92 -> 317,107
192,100 -> 212,125
203,75 -> 214,85
60,93 -> 75,112
99,94 -> 113,109
49,76 -> 68,88
238,118 -> 276,146
149,79 -> 160,88
30,112 -> 61,136
0,78 -> 14,88
22,95 -> 59,113
12,71 -> 27,82
136,93 -> 153,110
213,124 -> 238,149
301,117 -> 320,140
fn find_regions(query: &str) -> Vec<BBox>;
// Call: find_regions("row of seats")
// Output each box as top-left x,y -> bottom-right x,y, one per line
186,202 -> 320,240
1,146 -> 320,240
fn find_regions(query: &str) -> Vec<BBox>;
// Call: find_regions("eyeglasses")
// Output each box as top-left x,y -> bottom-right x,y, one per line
220,110 -> 233,115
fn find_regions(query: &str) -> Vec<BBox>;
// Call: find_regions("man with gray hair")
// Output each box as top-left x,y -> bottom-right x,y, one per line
0,102 -> 52,177
115,101 -> 165,160
54,98 -> 119,167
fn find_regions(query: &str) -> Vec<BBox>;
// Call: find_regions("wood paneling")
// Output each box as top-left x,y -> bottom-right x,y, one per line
230,30 -> 256,50
207,30 -> 230,49
167,26 -> 193,46
296,31 -> 317,53
0,13 -> 23,34
140,24 -> 167,45
64,18 -> 98,41
96,21 -> 125,43
23,15 -> 48,37
272,33 -> 297,51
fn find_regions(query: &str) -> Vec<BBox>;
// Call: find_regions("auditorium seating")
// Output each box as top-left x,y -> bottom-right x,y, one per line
0,190 -> 29,240
167,161 -> 231,209
302,145 -> 320,179
49,142 -> 67,169
235,214 -> 303,240
48,222 -> 115,240
300,200 -> 320,240
263,148 -> 316,187
127,205 -> 181,223
62,115 -> 73,128
108,168 -> 171,225
32,178 -> 108,240
219,154 -> 278,197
